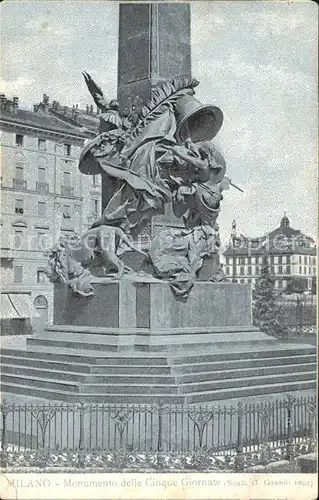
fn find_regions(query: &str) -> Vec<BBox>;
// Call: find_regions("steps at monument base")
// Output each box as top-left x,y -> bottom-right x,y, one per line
174,362 -> 317,383
171,354 -> 317,374
0,383 -> 187,404
0,379 -> 316,404
25,330 -> 277,353
1,360 -> 316,385
185,380 -> 317,404
0,348 -> 169,364
0,355 -> 172,375
1,343 -> 316,403
177,370 -> 316,394
0,365 -> 175,383
0,374 -> 178,395
169,345 -> 317,364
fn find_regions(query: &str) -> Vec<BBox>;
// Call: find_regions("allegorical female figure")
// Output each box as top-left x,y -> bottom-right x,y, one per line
78,74 -> 228,238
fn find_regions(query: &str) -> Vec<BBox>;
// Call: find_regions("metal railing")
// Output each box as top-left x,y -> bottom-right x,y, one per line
0,395 -> 316,470
277,296 -> 317,335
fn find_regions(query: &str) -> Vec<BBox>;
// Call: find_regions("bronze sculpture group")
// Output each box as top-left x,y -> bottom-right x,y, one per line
46,74 -> 241,299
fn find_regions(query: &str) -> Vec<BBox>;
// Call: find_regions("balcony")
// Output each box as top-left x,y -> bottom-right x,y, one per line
13,179 -> 27,190
61,185 -> 74,197
0,247 -> 15,260
36,182 -> 49,193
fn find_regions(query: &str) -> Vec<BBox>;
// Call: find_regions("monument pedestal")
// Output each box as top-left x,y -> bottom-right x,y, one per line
51,277 -> 273,354
53,278 -> 252,331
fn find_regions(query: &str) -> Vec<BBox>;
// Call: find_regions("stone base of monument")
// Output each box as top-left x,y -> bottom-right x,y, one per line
0,278 -> 316,403
53,278 -> 253,332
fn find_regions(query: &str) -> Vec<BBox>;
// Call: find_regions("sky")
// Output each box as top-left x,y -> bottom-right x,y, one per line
1,0 -> 318,243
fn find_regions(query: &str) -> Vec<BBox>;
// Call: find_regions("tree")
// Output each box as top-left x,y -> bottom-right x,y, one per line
253,256 -> 288,338
284,277 -> 308,296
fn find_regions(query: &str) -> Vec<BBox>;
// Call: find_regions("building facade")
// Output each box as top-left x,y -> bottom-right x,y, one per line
0,94 -> 102,328
223,214 -> 317,291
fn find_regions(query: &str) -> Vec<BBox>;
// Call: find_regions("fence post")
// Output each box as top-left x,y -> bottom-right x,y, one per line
77,402 -> 85,469
157,401 -> 164,452
306,401 -> 317,454
235,401 -> 244,471
0,400 -> 8,468
285,395 -> 295,461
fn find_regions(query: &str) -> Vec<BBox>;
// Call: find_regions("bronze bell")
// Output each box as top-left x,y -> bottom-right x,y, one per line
174,95 -> 223,143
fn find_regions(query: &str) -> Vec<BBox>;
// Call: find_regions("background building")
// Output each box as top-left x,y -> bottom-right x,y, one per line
0,94 -> 102,330
223,214 -> 317,291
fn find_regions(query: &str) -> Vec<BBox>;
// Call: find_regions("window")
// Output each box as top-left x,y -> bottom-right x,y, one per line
38,202 -> 46,217
15,134 -> 24,147
63,171 -> 71,186
278,280 -> 283,289
304,266 -> 306,275
226,266 -> 230,275
287,255 -> 291,264
14,266 -> 23,283
38,167 -> 46,183
37,232 -> 49,250
15,164 -> 24,179
256,266 -> 259,275
63,205 -> 71,219
247,278 -> 252,284
304,256 -> 307,265
299,266 -> 302,274
64,144 -> 71,156
91,199 -> 99,216
271,266 -> 275,274
37,270 -> 46,283
286,265 -> 291,274
278,265 -> 283,274
312,257 -> 316,265
274,256 -> 279,264
240,266 -> 244,275
278,256 -> 282,264
299,256 -> 302,264
282,255 -> 286,264
94,199 -> 98,215
247,257 -> 251,265
248,266 -> 252,275
14,230 -> 23,248
240,279 -> 245,284
15,199 -> 24,214
38,139 -> 46,151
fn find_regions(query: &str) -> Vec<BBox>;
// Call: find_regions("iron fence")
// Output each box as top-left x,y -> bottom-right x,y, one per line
0,394 -> 317,471
277,295 -> 317,335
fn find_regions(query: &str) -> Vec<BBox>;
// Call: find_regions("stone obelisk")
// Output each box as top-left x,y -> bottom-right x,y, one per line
102,3 -> 192,236
117,3 -> 191,108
